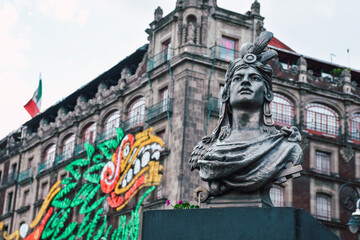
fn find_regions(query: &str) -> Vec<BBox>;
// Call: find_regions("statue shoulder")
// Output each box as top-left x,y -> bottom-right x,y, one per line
189,135 -> 213,171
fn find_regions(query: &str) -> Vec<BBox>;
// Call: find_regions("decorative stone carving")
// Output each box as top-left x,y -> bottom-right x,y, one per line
340,146 -> 355,163
255,21 -> 265,37
251,0 -> 260,15
189,31 -> 303,207
154,6 -> 163,21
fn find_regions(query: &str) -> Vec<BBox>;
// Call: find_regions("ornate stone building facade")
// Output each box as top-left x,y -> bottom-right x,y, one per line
0,1 -> 359,239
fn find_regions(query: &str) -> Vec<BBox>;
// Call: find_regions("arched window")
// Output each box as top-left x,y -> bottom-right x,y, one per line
316,194 -> 331,221
82,123 -> 96,145
350,113 -> 360,142
305,103 -> 339,137
62,134 -> 75,160
271,93 -> 294,127
270,185 -> 284,207
104,111 -> 120,140
43,144 -> 56,164
127,97 -> 145,128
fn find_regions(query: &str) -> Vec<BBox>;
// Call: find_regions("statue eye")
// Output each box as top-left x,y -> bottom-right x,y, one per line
252,76 -> 260,81
233,75 -> 243,82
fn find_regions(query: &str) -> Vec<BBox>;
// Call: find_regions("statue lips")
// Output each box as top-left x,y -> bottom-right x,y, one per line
238,87 -> 253,94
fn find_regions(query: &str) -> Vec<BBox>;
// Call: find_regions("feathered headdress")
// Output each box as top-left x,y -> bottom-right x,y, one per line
239,31 -> 277,65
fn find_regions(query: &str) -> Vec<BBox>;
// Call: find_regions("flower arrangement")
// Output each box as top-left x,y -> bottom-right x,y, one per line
166,200 -> 199,209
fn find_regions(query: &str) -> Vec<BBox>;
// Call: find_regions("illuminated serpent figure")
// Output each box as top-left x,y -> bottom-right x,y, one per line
0,127 -> 163,240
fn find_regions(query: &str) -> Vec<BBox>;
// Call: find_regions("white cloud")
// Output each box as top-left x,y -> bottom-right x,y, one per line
35,0 -> 90,25
0,3 -> 18,33
76,9 -> 90,26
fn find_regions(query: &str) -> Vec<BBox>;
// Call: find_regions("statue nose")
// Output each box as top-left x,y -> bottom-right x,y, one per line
240,76 -> 251,86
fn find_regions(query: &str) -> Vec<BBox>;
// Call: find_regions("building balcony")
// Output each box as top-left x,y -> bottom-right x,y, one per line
122,116 -> 145,131
208,96 -> 221,116
55,151 -> 73,165
97,129 -> 117,144
147,48 -> 174,72
1,174 -> 17,187
210,45 -> 241,62
75,144 -> 86,155
38,161 -> 52,174
145,98 -> 173,124
17,168 -> 33,183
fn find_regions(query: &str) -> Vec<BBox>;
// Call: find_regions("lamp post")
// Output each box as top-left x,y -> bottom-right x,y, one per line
339,183 -> 360,233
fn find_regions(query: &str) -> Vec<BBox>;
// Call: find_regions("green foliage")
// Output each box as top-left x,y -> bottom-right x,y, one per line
168,200 -> 200,209
330,68 -> 343,77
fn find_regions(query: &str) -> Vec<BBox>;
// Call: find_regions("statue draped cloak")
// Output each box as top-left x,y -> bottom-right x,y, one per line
196,128 -> 303,192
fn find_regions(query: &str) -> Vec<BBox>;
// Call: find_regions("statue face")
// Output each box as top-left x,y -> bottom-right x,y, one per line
229,66 -> 265,109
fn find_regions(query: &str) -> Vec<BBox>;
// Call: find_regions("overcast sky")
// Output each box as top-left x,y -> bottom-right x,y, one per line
1,0 -> 359,139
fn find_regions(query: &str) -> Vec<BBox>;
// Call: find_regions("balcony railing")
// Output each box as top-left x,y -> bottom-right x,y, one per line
2,173 -> 17,186
122,115 -> 145,131
18,168 -> 32,182
38,161 -> 52,174
55,151 -> 73,165
210,45 -> 241,62
208,97 -> 221,115
75,144 -> 85,156
97,129 -> 117,144
147,48 -> 174,72
145,98 -> 173,123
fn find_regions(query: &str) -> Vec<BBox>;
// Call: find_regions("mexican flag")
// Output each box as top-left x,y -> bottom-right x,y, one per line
24,74 -> 42,118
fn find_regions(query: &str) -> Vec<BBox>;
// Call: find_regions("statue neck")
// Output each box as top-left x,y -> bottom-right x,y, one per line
231,107 -> 263,130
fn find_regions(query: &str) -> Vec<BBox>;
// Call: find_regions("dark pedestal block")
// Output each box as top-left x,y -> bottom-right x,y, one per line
142,207 -> 338,240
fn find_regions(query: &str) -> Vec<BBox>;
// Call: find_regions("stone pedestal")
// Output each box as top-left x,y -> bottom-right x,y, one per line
142,207 -> 338,240
206,189 -> 273,207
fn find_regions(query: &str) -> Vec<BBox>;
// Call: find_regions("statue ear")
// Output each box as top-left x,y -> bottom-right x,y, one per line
264,89 -> 274,102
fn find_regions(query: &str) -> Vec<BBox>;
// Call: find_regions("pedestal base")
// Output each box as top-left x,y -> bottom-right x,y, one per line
206,189 -> 273,207
142,207 -> 338,240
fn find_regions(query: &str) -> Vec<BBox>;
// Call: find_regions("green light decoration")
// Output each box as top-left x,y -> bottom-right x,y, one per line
85,142 -> 95,162
51,182 -> 77,209
37,128 -> 160,240
92,154 -> 104,164
65,158 -> 89,180
84,162 -> 106,183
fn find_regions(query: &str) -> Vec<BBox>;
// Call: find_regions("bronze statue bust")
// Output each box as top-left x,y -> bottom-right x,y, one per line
190,31 -> 303,206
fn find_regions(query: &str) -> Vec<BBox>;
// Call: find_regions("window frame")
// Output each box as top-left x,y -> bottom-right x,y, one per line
270,184 -> 284,207
43,144 -> 56,164
82,123 -> 97,145
104,111 -> 120,140
350,113 -> 360,143
305,103 -> 339,138
315,151 -> 331,175
271,93 -> 294,127
220,35 -> 238,62
62,134 -> 75,160
127,97 -> 145,128
316,193 -> 331,221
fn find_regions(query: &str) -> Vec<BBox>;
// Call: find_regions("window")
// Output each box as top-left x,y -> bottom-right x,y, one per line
270,185 -> 284,207
7,192 -> 13,213
220,36 -> 238,62
82,123 -> 96,145
41,182 -> 49,199
160,88 -> 169,112
316,194 -> 331,221
162,39 -> 171,61
350,113 -> 360,142
104,111 -> 120,140
63,134 -> 75,160
315,151 -> 330,174
305,103 -> 339,137
23,190 -> 30,206
43,144 -> 56,164
155,185 -> 163,200
28,157 -> 33,168
127,98 -> 145,128
11,164 -> 17,180
271,93 -> 294,127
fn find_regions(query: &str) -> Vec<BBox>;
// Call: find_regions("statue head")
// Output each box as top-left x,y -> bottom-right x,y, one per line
207,31 -> 278,142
